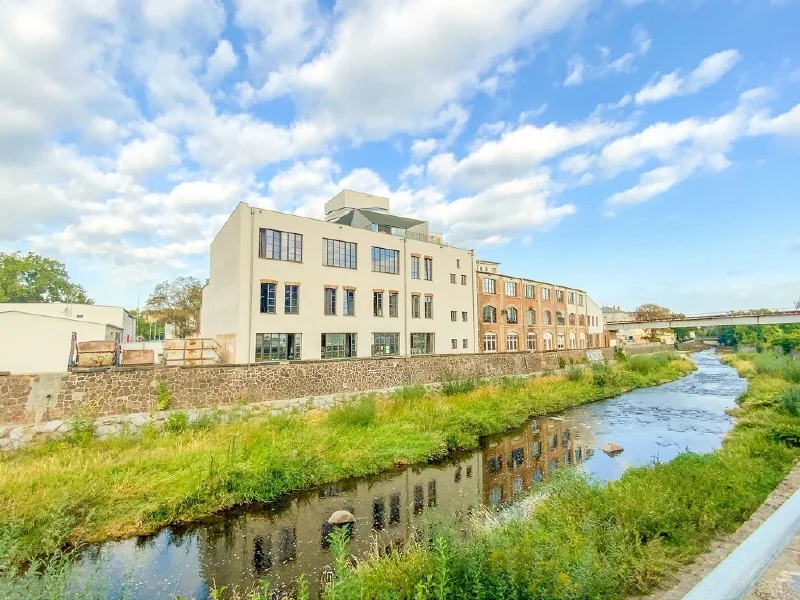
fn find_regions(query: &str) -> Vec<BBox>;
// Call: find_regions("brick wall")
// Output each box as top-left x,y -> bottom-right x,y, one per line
0,344 -> 670,427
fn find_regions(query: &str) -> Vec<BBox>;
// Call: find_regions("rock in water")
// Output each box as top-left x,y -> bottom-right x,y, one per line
328,510 -> 356,524
601,443 -> 624,455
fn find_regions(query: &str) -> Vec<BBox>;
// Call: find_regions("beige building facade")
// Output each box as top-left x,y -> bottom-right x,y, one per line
0,303 -> 136,343
201,191 -> 478,363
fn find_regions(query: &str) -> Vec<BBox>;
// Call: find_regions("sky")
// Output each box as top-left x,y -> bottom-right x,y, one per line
1,0 -> 799,314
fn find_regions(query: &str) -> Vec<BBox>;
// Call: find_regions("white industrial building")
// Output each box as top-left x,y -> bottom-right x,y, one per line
201,190 -> 478,363
0,303 -> 137,343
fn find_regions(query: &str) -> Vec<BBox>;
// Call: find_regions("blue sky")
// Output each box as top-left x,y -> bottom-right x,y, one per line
0,0 -> 798,313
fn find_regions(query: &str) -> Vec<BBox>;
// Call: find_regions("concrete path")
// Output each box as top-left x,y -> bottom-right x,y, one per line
640,462 -> 800,600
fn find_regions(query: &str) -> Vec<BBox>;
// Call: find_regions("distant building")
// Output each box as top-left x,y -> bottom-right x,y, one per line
0,303 -> 137,342
601,305 -> 674,345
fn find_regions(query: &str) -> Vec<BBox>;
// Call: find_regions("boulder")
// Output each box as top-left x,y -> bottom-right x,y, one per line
601,443 -> 624,455
328,510 -> 356,525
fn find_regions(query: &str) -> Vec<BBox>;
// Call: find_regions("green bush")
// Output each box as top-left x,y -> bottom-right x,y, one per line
591,362 -> 614,387
155,378 -> 172,411
780,386 -> 800,417
750,352 -> 800,384
614,346 -> 627,361
625,352 -> 677,374
328,396 -> 377,428
164,411 -> 189,434
68,416 -> 95,445
566,366 -> 583,382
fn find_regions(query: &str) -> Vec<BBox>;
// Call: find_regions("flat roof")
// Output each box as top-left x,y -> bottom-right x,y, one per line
0,310 -> 122,329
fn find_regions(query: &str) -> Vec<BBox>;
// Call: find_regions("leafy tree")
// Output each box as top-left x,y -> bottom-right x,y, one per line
633,303 -> 672,342
145,277 -> 203,338
0,252 -> 92,303
674,327 -> 695,343
129,309 -> 166,341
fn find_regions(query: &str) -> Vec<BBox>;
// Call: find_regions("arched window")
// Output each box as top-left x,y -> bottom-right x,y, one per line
483,306 -> 497,323
507,332 -> 519,351
569,332 -> 576,349
556,311 -> 565,326
579,314 -> 585,326
527,309 -> 536,325
569,313 -> 576,326
580,332 -> 587,348
507,307 -> 518,324
544,310 -> 552,325
527,332 -> 537,351
543,332 -> 553,351
483,333 -> 497,352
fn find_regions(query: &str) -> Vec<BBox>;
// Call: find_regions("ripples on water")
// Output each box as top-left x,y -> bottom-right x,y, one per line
67,350 -> 744,599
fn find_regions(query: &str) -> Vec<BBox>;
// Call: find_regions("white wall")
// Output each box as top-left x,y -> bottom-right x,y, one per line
0,303 -> 135,342
0,312 -> 120,374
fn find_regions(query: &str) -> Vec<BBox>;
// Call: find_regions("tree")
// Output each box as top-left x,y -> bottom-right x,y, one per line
0,252 -> 92,304
145,277 -> 203,338
633,303 -> 672,342
129,309 -> 166,341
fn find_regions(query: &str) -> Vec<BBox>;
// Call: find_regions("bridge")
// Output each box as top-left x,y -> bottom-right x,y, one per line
605,308 -> 800,332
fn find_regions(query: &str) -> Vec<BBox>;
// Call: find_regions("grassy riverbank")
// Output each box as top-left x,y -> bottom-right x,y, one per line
0,354 -> 692,571
304,350 -> 800,600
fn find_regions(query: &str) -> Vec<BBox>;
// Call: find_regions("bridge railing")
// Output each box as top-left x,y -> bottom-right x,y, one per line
606,308 -> 800,325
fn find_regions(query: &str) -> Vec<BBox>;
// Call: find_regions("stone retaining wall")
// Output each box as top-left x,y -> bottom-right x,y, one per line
0,344 -> 670,448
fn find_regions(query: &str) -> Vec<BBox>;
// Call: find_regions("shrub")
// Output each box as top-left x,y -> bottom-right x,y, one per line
328,396 -> 377,428
566,366 -> 583,382
625,352 -> 677,374
780,386 -> 800,417
155,378 -> 172,411
68,415 -> 95,445
164,411 -> 189,434
558,356 -> 567,369
591,362 -> 614,387
614,346 -> 627,361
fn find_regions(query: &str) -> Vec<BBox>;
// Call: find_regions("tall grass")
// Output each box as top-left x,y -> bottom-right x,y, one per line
0,356 -> 693,569
749,351 -> 800,383
625,351 -> 679,374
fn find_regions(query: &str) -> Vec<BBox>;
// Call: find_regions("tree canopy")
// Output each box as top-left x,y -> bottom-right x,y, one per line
144,277 -> 203,339
0,252 -> 92,304
633,303 -> 673,342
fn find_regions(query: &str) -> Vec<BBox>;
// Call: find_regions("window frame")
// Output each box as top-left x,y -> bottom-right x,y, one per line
388,292 -> 399,318
483,332 -> 497,352
507,306 -> 518,324
411,294 -> 421,318
373,291 -> 384,317
255,333 -> 302,361
324,287 -> 336,316
410,255 -> 420,279
505,281 -> 517,297
410,332 -> 435,355
482,278 -> 496,294
323,238 -> 357,269
320,333 -> 357,359
260,282 -> 276,314
507,332 -> 519,351
424,257 -> 433,281
284,284 -> 299,315
483,305 -> 497,323
424,295 -> 433,319
371,332 -> 400,356
258,228 -> 303,262
371,246 -> 400,274
527,332 -> 536,351
525,284 -> 535,299
343,289 -> 355,316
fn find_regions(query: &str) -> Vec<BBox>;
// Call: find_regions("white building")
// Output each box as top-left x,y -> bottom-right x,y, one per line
0,303 -> 137,343
201,191 -> 478,363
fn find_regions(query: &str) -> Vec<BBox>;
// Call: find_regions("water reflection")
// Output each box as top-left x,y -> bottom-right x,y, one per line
68,351 -> 740,600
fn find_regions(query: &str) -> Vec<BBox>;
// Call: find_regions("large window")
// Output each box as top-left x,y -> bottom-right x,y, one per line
483,278 -> 496,294
544,310 -> 552,325
568,291 -> 575,304
255,333 -> 302,361
541,288 -> 550,301
324,287 -> 336,315
424,257 -> 433,280
543,332 -> 553,351
388,292 -> 399,317
527,332 -> 536,350
372,332 -> 400,356
556,290 -> 564,303
259,228 -> 302,262
323,239 -> 357,269
483,333 -> 497,352
556,311 -> 565,326
373,291 -> 384,317
411,256 -> 420,279
285,285 -> 299,314
527,309 -> 536,325
343,289 -> 355,316
505,281 -> 517,297
569,313 -> 576,326
507,307 -> 518,324
525,284 -> 535,299
424,295 -> 433,319
557,333 -> 565,350
507,332 -> 519,351
411,294 -> 420,318
410,333 -> 435,355
260,282 -> 276,314
483,305 -> 496,323
372,247 -> 399,274
321,333 -> 356,359
569,332 -> 576,349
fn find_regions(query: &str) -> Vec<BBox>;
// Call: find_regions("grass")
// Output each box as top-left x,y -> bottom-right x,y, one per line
296,351 -> 799,600
747,350 -> 800,383
0,354 -> 692,572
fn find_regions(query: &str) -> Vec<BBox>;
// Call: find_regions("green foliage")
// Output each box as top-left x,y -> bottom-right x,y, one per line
155,379 -> 173,411
591,361 -> 614,387
674,327 -> 695,343
614,346 -> 627,361
780,386 -> 800,417
189,412 -> 221,431
328,396 -> 377,428
145,276 -> 203,338
441,377 -> 477,396
557,356 -> 567,369
706,324 -> 800,351
566,366 -> 583,382
625,352 -> 678,374
164,411 -> 189,434
0,251 -> 92,304
69,414 -> 95,445
129,309 -> 165,341
749,351 -> 800,384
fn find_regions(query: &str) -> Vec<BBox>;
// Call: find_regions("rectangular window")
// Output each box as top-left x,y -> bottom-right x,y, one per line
260,282 -> 276,314
511,448 -> 524,469
463,338 -> 468,349
424,295 -> 433,319
321,333 -> 356,359
255,333 -> 302,361
284,285 -> 299,314
568,291 -> 575,304
323,238 -> 357,269
578,294 -> 584,306
258,228 -> 302,262
371,247 -> 400,274
461,274 -> 467,285
324,287 -> 336,316
451,338 -> 457,349
371,332 -> 400,356
373,291 -> 384,317
505,281 -> 517,297
507,334 -> 518,351
462,311 -> 468,322
410,333 -> 435,355
388,292 -> 399,317
390,493 -> 401,526
483,278 -> 496,294
532,440 -> 542,459
556,290 -> 564,302
557,333 -> 565,350
343,289 -> 355,316
411,294 -> 421,318
411,255 -> 420,279
450,310 -> 457,322
450,273 -> 456,284
424,257 -> 433,280
456,259 -> 461,269
542,288 -> 550,301
484,333 -> 497,352
525,284 -> 535,299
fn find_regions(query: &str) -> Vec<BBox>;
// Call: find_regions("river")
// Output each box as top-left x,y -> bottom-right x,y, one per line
65,350 -> 744,599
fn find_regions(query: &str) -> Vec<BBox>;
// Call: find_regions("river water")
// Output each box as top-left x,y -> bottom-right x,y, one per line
66,350 -> 744,599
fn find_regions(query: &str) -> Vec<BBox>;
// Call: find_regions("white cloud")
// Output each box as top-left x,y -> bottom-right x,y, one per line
410,138 -> 438,160
519,104 -> 548,123
117,132 -> 180,175
564,56 -> 586,86
635,49 -> 741,104
207,40 -> 239,78
564,25 -> 651,87
749,103 -> 800,137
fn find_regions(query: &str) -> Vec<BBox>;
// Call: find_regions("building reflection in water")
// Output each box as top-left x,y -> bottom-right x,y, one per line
198,415 -> 592,598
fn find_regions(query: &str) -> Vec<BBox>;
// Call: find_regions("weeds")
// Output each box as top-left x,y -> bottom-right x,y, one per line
327,396 -> 377,428
164,411 -> 189,434
441,378 -> 477,396
154,379 -> 172,411
566,366 -> 583,382
749,351 -> 800,384
780,386 -> 800,417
